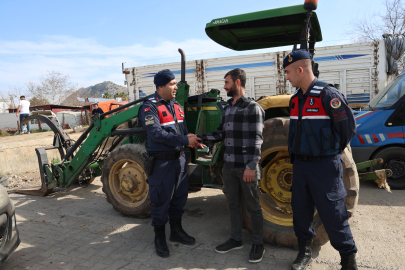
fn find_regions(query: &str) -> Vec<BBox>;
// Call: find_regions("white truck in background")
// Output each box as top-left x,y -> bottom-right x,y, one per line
123,40 -> 394,109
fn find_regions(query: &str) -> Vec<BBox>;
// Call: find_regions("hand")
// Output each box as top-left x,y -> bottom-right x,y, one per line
243,168 -> 255,183
16,113 -> 18,117
190,142 -> 207,149
188,135 -> 201,146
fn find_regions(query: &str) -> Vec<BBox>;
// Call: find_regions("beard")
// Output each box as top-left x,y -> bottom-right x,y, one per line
226,84 -> 237,97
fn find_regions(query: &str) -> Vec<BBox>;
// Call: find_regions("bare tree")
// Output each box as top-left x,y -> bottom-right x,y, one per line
350,0 -> 405,43
28,71 -> 78,105
29,96 -> 50,106
0,86 -> 24,109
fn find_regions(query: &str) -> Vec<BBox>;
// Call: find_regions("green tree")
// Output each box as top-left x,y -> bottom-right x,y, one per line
103,92 -> 112,99
114,92 -> 128,101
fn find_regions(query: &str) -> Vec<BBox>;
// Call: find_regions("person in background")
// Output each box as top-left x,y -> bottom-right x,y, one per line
16,95 -> 30,134
91,103 -> 104,117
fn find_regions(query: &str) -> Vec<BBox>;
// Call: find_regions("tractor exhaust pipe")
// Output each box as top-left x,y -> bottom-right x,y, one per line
178,48 -> 186,82
301,0 -> 319,77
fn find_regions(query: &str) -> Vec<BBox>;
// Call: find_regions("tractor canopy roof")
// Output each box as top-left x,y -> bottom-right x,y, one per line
205,5 -> 322,51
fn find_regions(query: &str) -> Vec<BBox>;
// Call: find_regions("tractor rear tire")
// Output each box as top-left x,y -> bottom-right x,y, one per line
101,144 -> 151,218
241,117 -> 359,249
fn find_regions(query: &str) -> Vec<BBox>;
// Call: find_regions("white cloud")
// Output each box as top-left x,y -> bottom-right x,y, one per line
0,35 -> 237,93
0,35 -> 295,96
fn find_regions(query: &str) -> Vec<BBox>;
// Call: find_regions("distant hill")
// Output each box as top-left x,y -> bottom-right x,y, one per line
61,81 -> 127,106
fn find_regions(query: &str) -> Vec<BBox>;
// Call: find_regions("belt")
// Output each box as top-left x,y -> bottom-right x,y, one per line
295,154 -> 334,162
150,151 -> 183,160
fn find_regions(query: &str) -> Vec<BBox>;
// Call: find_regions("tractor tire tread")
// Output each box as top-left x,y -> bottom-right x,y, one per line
101,144 -> 152,217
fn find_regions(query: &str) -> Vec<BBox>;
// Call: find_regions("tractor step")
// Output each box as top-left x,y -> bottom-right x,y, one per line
195,157 -> 212,166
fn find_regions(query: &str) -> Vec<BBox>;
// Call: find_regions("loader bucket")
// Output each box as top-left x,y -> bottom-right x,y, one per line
14,115 -> 74,196
205,4 -> 322,51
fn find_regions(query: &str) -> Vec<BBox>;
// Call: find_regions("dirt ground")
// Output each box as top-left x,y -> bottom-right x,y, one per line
6,171 -> 42,189
1,177 -> 403,270
0,128 -> 84,190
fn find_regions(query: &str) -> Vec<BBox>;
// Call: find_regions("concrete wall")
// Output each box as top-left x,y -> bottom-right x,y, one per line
0,113 -> 19,129
0,113 -> 51,130
0,131 -> 85,174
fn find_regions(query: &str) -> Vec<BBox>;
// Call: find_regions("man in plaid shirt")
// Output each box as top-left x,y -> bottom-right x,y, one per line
197,68 -> 265,263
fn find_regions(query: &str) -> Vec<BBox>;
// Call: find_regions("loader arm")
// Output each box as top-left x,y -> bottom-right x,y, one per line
57,95 -> 156,188
16,94 -> 154,195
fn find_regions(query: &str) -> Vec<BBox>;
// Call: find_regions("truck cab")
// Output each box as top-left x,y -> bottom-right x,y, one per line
351,70 -> 405,189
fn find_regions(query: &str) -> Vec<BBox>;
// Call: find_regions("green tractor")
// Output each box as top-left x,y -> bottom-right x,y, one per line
18,1 -> 390,249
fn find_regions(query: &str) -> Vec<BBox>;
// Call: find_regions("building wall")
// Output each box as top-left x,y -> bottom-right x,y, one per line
0,102 -> 9,114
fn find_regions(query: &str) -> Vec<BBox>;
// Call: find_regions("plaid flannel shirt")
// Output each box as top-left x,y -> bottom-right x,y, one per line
198,95 -> 265,169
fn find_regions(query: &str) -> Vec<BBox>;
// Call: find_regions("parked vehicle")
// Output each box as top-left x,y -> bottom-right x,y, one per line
351,70 -> 405,190
0,181 -> 20,265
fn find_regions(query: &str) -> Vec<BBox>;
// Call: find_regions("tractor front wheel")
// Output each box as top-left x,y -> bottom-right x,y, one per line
101,144 -> 151,218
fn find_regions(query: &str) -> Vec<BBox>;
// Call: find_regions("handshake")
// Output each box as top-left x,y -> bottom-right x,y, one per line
187,134 -> 206,149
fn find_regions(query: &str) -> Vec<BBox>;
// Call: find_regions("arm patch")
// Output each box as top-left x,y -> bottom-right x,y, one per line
333,110 -> 348,122
330,98 -> 341,109
144,114 -> 155,126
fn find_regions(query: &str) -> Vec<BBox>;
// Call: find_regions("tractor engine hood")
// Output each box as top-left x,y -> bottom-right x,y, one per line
205,4 -> 322,51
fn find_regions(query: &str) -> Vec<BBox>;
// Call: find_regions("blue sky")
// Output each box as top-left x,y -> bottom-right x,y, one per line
0,0 -> 385,95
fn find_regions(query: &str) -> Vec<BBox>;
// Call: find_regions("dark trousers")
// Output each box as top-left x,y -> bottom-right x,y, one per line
147,154 -> 188,227
292,155 -> 357,255
19,113 -> 30,133
222,165 -> 263,245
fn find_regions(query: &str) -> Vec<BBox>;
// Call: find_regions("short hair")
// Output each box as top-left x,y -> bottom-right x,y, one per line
20,95 -> 25,99
224,68 -> 246,88
94,103 -> 99,106
290,59 -> 313,73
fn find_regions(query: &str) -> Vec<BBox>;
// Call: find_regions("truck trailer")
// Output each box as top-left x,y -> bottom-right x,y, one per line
123,40 -> 394,110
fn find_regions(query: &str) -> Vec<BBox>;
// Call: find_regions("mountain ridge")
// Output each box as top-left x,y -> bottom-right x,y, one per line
61,81 -> 127,105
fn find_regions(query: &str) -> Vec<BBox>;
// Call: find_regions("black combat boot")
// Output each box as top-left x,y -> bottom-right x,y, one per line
154,225 -> 170,258
340,253 -> 358,270
291,238 -> 313,270
169,218 -> 195,245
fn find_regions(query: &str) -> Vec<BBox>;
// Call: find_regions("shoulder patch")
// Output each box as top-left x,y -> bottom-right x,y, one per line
330,98 -> 341,109
144,107 -> 150,112
144,115 -> 155,126
147,97 -> 157,103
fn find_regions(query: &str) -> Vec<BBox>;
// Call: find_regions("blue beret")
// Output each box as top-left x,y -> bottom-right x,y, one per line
154,69 -> 175,87
283,50 -> 312,68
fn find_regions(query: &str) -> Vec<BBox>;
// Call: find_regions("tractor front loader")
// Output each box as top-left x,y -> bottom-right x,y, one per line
17,1 -> 392,250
